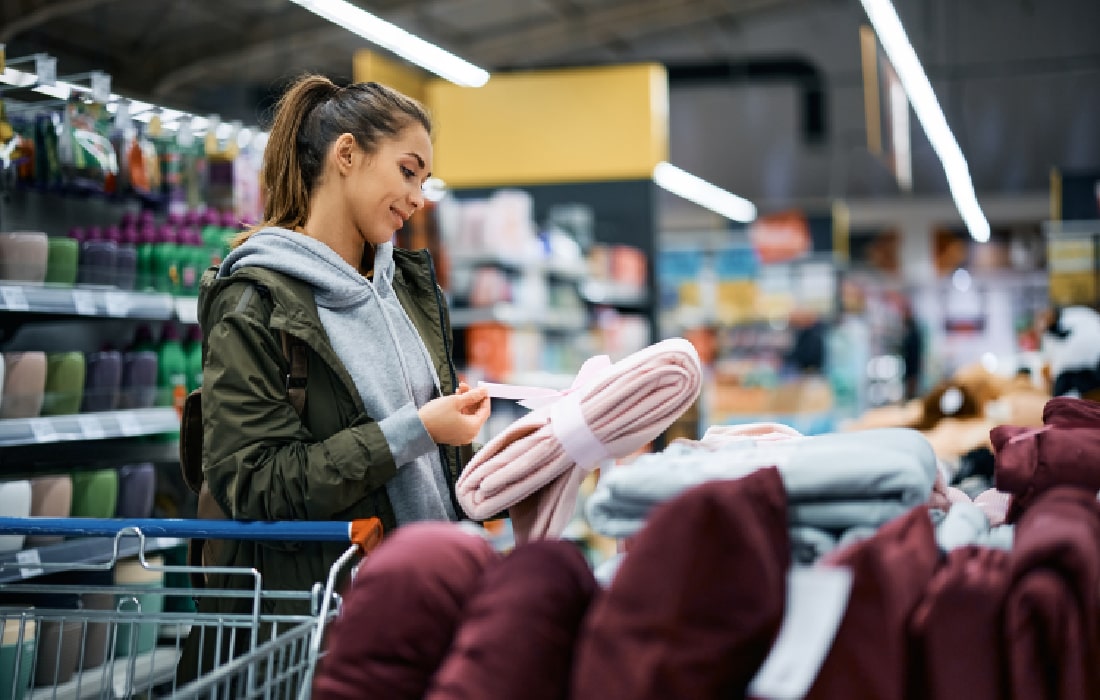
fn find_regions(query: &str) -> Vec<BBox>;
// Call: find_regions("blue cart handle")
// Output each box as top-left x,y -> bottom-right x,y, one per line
0,516 -> 384,549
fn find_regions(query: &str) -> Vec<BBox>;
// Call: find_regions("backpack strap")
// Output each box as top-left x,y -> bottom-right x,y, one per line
280,329 -> 308,416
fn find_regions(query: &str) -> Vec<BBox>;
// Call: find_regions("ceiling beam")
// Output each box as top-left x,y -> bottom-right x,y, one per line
0,0 -> 123,43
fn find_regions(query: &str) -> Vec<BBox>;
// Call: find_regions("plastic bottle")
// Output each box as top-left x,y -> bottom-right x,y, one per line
183,325 -> 203,394
171,225 -> 196,296
199,210 -> 222,250
150,224 -> 179,294
78,225 -> 118,287
108,225 -> 137,291
129,325 -> 156,353
135,224 -> 157,291
220,210 -> 243,260
156,324 -> 189,416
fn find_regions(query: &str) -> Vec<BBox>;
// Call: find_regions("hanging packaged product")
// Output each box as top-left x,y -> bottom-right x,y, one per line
33,112 -> 62,189
60,97 -> 118,194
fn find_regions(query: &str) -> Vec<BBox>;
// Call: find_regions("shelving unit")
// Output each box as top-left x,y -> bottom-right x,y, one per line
448,253 -> 587,280
449,304 -> 587,331
579,280 -> 649,310
0,283 -> 199,342
0,407 -> 179,447
0,535 -> 183,583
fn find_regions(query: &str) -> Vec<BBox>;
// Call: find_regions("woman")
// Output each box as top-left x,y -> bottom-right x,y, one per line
178,74 -> 490,683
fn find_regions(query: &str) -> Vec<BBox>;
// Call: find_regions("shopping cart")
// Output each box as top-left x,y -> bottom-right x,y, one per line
0,516 -> 383,700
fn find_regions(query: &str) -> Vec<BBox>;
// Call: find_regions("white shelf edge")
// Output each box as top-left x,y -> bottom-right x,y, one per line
0,408 -> 180,448
0,283 -> 179,321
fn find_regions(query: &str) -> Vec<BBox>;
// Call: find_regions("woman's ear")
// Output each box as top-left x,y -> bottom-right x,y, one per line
332,133 -> 357,175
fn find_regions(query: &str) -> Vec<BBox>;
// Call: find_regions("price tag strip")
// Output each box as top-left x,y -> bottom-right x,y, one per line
0,286 -> 29,311
15,550 -> 44,579
77,415 -> 107,440
72,289 -> 98,315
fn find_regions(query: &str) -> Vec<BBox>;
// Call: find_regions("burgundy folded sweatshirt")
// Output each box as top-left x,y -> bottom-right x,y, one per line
572,467 -> 790,700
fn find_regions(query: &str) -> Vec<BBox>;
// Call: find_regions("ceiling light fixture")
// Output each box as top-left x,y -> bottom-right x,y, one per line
288,0 -> 490,88
859,0 -> 990,242
652,161 -> 757,223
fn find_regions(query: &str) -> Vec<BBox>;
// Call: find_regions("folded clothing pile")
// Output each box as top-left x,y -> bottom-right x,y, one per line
586,427 -> 938,553
457,337 -> 702,542
990,396 -> 1100,523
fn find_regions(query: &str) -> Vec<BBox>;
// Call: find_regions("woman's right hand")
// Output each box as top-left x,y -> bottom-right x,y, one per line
419,386 -> 491,445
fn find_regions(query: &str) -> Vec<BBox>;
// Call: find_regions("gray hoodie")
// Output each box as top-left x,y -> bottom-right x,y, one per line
219,227 -> 457,526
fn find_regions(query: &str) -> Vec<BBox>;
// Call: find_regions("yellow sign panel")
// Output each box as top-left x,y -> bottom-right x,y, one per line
353,50 -> 428,103
425,63 -> 669,187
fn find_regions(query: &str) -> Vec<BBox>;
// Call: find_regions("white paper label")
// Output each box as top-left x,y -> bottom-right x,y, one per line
104,292 -> 131,317
116,411 -> 143,436
748,566 -> 853,700
78,415 -> 106,440
0,286 -> 29,311
35,54 -> 56,86
175,297 -> 198,325
16,549 -> 44,579
28,418 -> 58,443
90,71 -> 111,103
72,289 -> 97,315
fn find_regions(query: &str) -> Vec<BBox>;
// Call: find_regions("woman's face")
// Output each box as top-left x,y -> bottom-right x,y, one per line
343,124 -> 433,247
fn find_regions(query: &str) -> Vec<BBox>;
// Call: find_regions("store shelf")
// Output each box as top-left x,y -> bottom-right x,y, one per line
580,280 -> 649,309
448,253 -> 587,280
0,535 -> 184,584
450,304 -> 588,331
0,283 -> 179,321
0,408 -> 179,447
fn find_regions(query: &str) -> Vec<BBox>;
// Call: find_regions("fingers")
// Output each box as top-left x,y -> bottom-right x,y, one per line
457,387 -> 489,407
457,381 -> 471,394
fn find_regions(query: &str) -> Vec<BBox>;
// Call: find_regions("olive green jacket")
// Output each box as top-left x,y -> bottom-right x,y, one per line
178,248 -> 471,682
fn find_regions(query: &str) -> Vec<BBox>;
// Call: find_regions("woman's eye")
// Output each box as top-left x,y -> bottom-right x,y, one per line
400,165 -> 415,179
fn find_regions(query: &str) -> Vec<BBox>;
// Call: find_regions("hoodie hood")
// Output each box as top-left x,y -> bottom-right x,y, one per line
219,227 -> 396,309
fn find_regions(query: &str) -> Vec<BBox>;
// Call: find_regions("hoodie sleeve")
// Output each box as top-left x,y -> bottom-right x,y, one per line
202,299 -> 400,523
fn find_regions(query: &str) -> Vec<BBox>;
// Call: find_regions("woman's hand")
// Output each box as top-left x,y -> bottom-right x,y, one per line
419,385 -> 490,445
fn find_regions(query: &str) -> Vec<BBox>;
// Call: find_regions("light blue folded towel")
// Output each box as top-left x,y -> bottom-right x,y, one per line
586,428 -> 937,539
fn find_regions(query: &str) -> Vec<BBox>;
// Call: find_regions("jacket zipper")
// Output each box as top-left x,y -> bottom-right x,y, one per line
424,250 -> 464,519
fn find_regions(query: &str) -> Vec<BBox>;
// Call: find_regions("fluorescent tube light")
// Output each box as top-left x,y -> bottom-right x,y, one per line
860,0 -> 990,242
289,0 -> 490,87
652,161 -> 757,223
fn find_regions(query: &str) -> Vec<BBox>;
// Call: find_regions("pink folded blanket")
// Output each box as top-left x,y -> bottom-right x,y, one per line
457,338 -> 702,543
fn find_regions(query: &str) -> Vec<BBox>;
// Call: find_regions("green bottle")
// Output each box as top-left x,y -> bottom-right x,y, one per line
156,324 -> 188,415
151,224 -> 179,294
136,225 -> 157,292
176,225 -> 200,296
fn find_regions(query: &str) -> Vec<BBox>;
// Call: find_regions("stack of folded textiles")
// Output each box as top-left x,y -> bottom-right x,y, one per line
987,396 -> 1100,523
586,426 -> 939,563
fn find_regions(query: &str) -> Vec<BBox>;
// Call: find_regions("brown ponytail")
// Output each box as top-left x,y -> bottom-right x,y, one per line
234,74 -> 432,248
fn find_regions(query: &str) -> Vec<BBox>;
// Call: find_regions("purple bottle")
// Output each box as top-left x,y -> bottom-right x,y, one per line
78,226 -> 118,287
107,225 -> 137,291
82,350 -> 122,412
119,350 -> 158,409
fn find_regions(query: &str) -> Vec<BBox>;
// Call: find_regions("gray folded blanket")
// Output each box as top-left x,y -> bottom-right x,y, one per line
586,428 -> 937,538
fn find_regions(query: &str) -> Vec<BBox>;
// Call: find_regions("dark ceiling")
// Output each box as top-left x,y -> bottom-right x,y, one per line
4,0 -> 1099,209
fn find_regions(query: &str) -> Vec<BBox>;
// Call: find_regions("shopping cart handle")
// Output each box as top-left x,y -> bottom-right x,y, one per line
0,516 -> 382,543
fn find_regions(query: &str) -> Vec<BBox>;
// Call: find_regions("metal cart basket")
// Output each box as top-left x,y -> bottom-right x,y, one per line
0,516 -> 382,700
